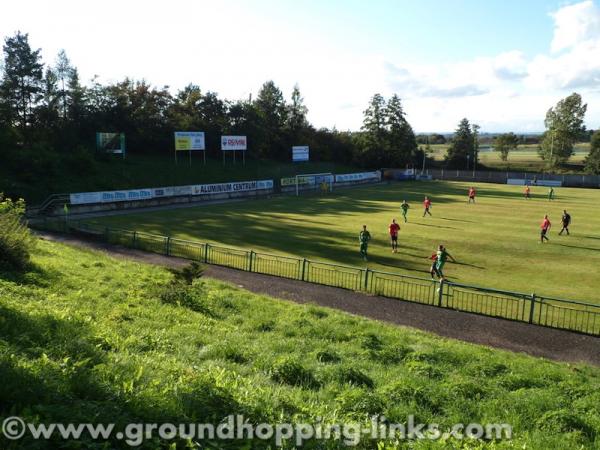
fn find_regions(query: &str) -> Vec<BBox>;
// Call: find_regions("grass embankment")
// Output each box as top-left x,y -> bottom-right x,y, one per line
0,239 -> 599,448
89,181 -> 600,303
0,154 -> 357,204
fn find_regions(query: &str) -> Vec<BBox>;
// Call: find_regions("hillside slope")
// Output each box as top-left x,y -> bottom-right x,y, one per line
0,239 -> 599,449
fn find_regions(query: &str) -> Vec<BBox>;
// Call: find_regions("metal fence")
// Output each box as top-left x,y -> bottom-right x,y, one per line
425,169 -> 600,188
31,218 -> 600,337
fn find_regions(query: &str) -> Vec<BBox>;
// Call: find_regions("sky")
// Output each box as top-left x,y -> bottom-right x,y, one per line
1,0 -> 600,133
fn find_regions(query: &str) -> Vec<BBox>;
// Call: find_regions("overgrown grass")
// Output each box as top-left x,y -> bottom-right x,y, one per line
0,239 -> 599,449
89,180 -> 600,303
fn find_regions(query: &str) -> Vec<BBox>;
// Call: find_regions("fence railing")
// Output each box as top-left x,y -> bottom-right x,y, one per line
31,218 -> 600,337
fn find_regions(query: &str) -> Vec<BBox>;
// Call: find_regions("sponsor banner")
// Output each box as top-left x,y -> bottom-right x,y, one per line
221,135 -> 247,151
281,177 -> 310,186
70,180 -> 273,205
507,179 -> 562,187
335,171 -> 381,183
69,192 -> 103,205
292,146 -> 309,162
174,131 -> 205,151
192,180 -> 273,195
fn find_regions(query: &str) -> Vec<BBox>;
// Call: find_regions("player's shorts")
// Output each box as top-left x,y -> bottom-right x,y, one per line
390,234 -> 398,242
435,261 -> 445,272
541,229 -> 548,236
360,243 -> 368,252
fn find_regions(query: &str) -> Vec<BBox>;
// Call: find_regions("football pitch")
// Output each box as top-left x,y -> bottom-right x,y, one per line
88,180 -> 600,304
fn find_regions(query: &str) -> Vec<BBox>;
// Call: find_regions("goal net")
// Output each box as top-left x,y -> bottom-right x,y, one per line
295,173 -> 334,196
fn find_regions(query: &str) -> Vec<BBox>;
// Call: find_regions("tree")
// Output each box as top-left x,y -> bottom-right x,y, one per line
584,130 -> 600,174
254,80 -> 288,159
55,49 -> 75,120
386,94 -> 417,166
287,84 -> 308,134
494,132 -> 519,161
0,32 -> 44,140
538,93 -> 587,167
445,118 -> 473,168
471,123 -> 480,170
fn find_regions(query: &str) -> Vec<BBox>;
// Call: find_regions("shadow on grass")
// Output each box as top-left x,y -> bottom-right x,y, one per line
0,303 -> 244,447
555,243 -> 600,252
0,263 -> 62,287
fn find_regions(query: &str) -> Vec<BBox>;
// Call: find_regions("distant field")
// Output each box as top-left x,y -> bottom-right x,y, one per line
88,180 -> 600,304
427,143 -> 590,172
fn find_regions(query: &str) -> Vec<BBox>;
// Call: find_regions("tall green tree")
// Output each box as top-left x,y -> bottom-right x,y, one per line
254,80 -> 288,159
494,132 -> 519,161
54,49 -> 75,120
286,84 -> 309,140
471,123 -> 480,170
445,118 -> 473,168
386,94 -> 417,166
538,93 -> 587,167
0,32 -> 44,140
584,130 -> 600,174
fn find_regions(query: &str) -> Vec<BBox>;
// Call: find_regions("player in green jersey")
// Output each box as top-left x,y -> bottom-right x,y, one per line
434,244 -> 456,281
359,225 -> 371,261
400,200 -> 410,222
548,187 -> 554,201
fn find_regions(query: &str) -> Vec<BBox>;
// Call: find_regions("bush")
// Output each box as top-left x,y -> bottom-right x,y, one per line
0,194 -> 36,272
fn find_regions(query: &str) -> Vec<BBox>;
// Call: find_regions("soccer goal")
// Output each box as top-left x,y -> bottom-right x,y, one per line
295,173 -> 334,196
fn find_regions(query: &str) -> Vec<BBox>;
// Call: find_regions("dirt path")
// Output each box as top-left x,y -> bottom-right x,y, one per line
39,232 -> 600,366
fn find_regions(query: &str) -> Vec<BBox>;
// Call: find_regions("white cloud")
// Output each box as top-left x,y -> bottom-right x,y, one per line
550,0 -> 600,52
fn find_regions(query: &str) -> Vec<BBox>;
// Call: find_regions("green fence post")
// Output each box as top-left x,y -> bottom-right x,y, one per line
301,258 -> 307,281
132,231 -> 137,248
166,237 -> 171,256
364,268 -> 370,291
529,293 -> 536,324
248,251 -> 254,272
204,243 -> 209,263
437,280 -> 444,307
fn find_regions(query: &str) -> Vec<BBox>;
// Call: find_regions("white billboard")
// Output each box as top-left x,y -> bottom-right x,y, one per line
221,135 -> 247,151
292,146 -> 309,162
174,131 -> 205,151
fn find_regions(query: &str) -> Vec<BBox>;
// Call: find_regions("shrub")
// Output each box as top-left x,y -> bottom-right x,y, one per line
0,194 -> 36,272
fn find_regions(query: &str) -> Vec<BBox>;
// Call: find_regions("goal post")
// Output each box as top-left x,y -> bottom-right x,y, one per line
295,173 -> 334,196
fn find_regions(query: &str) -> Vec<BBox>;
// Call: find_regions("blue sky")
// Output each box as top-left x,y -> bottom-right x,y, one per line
1,0 -> 599,132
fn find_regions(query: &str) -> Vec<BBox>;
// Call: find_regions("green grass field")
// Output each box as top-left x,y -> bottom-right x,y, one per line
1,239 -> 599,448
428,143 -> 590,172
88,181 -> 600,304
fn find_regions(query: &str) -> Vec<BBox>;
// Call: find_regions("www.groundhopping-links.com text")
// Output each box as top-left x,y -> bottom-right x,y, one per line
2,415 -> 512,446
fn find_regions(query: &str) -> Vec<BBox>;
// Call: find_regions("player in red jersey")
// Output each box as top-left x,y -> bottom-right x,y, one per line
389,219 -> 400,253
468,186 -> 476,203
524,185 -> 531,199
423,196 -> 432,217
540,214 -> 551,243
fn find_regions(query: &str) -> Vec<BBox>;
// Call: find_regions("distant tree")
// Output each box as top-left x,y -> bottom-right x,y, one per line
0,32 -> 44,140
55,49 -> 75,120
472,123 -> 480,169
445,118 -> 473,168
254,80 -> 288,159
386,94 -> 417,166
287,84 -> 308,134
494,132 -> 519,161
538,93 -> 587,167
584,130 -> 600,174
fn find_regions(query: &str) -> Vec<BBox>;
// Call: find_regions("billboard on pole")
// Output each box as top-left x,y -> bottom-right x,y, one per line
175,132 -> 205,151
221,136 -> 247,151
292,146 -> 309,162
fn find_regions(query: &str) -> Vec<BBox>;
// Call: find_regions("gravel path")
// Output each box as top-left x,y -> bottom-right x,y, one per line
38,232 -> 600,366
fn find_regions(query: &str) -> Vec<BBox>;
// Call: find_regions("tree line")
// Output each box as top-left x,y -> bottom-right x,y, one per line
1,31 -> 599,183
0,32 -> 422,181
